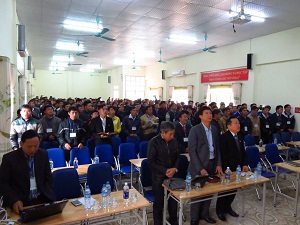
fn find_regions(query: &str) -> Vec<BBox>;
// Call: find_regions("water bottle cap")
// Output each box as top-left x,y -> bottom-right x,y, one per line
187,171 -> 190,175
103,184 -> 106,187
125,182 -> 128,185
74,157 -> 77,160
86,185 -> 89,188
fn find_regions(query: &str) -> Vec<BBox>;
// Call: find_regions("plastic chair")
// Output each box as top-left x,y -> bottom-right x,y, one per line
177,154 -> 189,180
86,139 -> 95,159
70,146 -> 92,166
280,132 -> 291,146
52,168 -> 83,200
126,136 -> 141,154
280,132 -> 299,159
244,134 -> 256,146
139,159 -> 154,203
245,146 -> 275,199
139,141 -> 149,158
111,136 -> 121,157
118,143 -> 138,175
86,163 -> 115,195
94,144 -> 120,177
292,132 -> 300,141
273,133 -> 282,144
47,148 -> 67,168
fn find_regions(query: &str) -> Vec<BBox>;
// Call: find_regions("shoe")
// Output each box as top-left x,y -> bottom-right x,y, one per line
228,209 -> 239,217
202,217 -> 217,224
217,212 -> 227,221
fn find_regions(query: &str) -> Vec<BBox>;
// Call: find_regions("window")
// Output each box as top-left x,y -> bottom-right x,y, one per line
172,87 -> 188,104
209,85 -> 233,106
113,86 -> 119,99
125,76 -> 145,99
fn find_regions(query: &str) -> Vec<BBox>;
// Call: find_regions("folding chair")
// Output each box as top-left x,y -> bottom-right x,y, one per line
244,134 -> 256,146
86,138 -> 95,159
245,146 -> 275,199
139,141 -> 149,158
70,146 -> 92,166
52,168 -> 83,200
139,159 -> 154,203
177,154 -> 189,180
111,136 -> 121,157
86,163 -> 115,194
292,132 -> 300,142
126,136 -> 141,154
281,132 -> 299,160
47,148 -> 67,168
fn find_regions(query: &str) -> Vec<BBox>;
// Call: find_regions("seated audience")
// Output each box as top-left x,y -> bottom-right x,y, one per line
140,105 -> 159,141
107,106 -> 121,136
122,106 -> 142,139
56,102 -> 71,121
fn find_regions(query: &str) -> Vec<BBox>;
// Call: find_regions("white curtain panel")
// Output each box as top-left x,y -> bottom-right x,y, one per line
158,87 -> 163,100
232,83 -> 242,106
187,85 -> 193,101
203,84 -> 210,103
168,86 -> 174,99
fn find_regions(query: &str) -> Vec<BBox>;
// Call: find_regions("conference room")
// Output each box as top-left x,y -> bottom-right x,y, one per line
1,0 -> 300,224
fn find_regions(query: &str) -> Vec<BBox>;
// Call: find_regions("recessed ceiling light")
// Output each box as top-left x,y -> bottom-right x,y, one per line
55,41 -> 84,51
53,55 -> 74,62
168,34 -> 198,44
80,68 -> 94,72
63,19 -> 103,33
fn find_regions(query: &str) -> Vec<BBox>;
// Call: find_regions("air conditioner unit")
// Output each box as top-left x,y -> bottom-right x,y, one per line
230,14 -> 251,24
172,70 -> 185,77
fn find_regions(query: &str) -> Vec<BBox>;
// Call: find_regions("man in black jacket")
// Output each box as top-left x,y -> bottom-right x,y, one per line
174,110 -> 192,153
148,121 -> 180,225
58,107 -> 86,161
0,130 -> 55,214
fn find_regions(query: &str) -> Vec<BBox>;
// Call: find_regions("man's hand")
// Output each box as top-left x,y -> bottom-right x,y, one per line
65,143 -> 71,150
216,166 -> 223,175
242,166 -> 249,172
13,201 -> 23,214
130,133 -> 137,137
78,143 -> 83,149
200,169 -> 208,176
49,135 -> 55,140
165,168 -> 176,178
100,133 -> 109,138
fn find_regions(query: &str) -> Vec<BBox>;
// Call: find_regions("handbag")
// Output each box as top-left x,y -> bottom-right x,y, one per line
163,178 -> 186,190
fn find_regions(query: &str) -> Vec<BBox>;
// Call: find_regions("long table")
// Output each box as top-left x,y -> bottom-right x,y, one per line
273,160 -> 300,216
286,141 -> 300,147
163,173 -> 269,225
10,188 -> 150,225
52,164 -> 91,176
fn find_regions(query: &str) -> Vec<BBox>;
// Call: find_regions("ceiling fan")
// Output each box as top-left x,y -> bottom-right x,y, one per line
74,27 -> 115,41
51,69 -> 62,75
202,33 -> 217,53
157,48 -> 166,63
67,62 -> 82,66
132,52 -> 140,70
75,41 -> 89,57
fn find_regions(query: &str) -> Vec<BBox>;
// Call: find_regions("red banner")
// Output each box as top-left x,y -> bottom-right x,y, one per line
201,68 -> 249,83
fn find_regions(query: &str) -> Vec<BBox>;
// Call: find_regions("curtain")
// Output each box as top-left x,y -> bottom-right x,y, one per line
168,86 -> 174,99
187,85 -> 193,101
158,87 -> 163,100
232,83 -> 242,106
203,84 -> 210,103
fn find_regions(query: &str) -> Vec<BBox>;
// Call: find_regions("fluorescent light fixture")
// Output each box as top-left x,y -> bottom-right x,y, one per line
53,55 -> 74,62
55,41 -> 84,51
48,66 -> 65,71
86,64 -> 102,69
168,34 -> 198,44
63,19 -> 103,33
80,68 -> 94,72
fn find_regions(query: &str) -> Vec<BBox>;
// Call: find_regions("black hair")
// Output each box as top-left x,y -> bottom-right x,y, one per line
97,104 -> 107,110
222,107 -> 230,113
21,130 -> 39,143
43,105 -> 53,113
198,106 -> 211,115
284,104 -> 291,109
212,109 -> 221,117
83,100 -> 92,107
276,105 -> 283,111
226,116 -> 238,127
21,104 -> 32,111
160,121 -> 175,133
68,106 -> 78,112
178,110 -> 188,118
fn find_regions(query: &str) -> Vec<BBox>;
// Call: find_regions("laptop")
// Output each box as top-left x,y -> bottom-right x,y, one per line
19,199 -> 68,223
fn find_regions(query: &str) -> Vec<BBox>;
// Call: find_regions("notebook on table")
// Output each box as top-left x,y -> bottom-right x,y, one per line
285,161 -> 300,167
19,199 -> 68,223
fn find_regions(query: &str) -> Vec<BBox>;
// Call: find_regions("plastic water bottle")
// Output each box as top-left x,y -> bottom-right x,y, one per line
225,167 -> 231,184
259,139 -> 263,147
123,182 -> 130,206
106,181 -> 111,205
274,137 -> 278,145
49,159 -> 54,170
84,185 -> 91,210
101,184 -> 108,208
185,171 -> 192,192
254,168 -> 259,182
73,157 -> 78,169
236,165 -> 241,183
257,162 -> 262,180
94,155 -> 99,164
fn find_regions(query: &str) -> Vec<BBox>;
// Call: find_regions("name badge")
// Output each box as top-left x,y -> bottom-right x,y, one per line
244,126 -> 248,132
70,132 -> 76,138
183,137 -> 188,142
254,124 -> 258,128
46,128 -> 53,133
266,125 -> 270,128
276,122 -> 281,127
113,120 -> 118,125
132,126 -> 137,131
173,119 -> 175,122
30,177 -> 37,190
287,121 -> 291,124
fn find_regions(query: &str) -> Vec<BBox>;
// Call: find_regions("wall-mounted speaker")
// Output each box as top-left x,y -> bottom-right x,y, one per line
247,53 -> 253,70
27,56 -> 31,71
18,25 -> 25,52
162,70 -> 166,80
108,76 -> 111,83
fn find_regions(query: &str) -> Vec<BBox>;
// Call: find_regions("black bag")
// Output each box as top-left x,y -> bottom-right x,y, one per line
163,178 -> 186,190
191,175 -> 209,188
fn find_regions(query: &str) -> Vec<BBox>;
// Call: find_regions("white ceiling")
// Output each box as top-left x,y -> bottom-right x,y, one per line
16,0 -> 300,71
